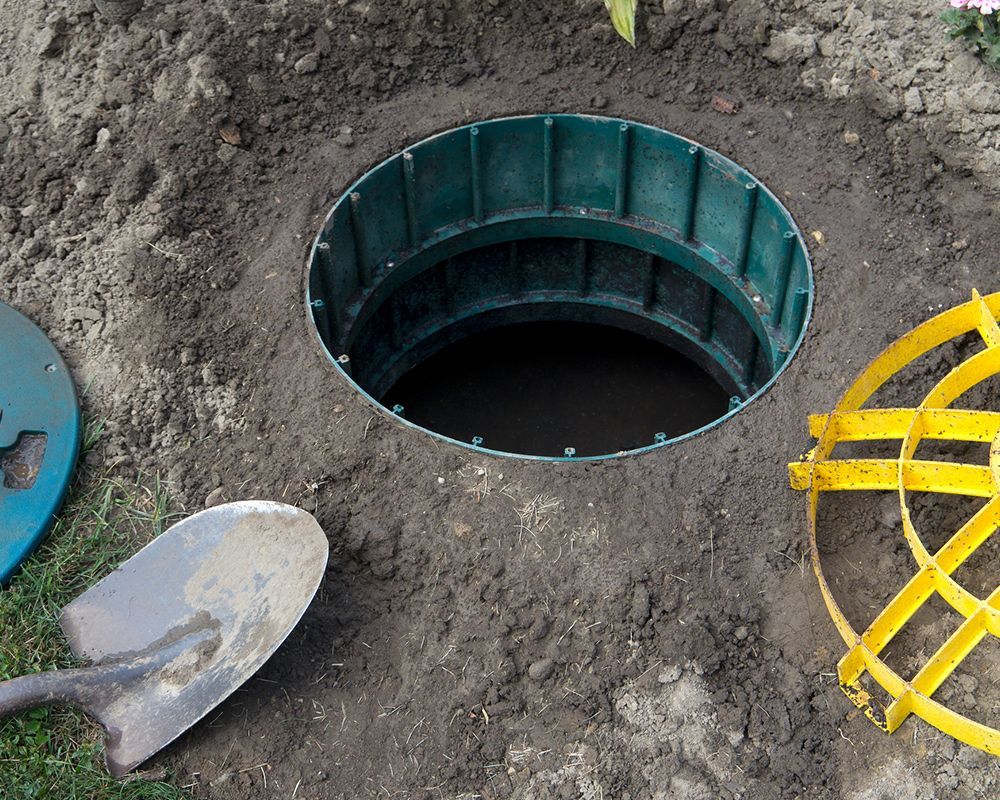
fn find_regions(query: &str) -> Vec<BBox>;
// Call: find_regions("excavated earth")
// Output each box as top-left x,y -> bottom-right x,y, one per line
2,0 -> 1000,798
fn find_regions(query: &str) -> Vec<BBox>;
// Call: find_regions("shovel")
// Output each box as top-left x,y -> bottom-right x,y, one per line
0,500 -> 328,776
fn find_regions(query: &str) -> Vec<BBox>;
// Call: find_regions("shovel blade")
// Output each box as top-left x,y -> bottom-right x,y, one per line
58,501 -> 328,775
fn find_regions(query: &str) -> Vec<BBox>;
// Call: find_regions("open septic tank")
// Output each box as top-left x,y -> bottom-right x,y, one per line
307,115 -> 813,459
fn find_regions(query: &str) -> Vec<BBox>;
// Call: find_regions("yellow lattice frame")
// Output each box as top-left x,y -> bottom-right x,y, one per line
789,289 -> 1000,755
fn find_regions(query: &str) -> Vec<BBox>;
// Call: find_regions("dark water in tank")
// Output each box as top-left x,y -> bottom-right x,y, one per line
381,321 -> 732,457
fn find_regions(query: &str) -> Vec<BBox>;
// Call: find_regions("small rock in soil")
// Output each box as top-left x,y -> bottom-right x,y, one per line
95,128 -> 112,152
658,664 -> 682,684
528,658 -> 554,681
710,94 -> 740,114
335,126 -> 354,147
205,487 -> 226,508
36,26 -> 62,57
294,52 -> 319,74
763,29 -> 817,64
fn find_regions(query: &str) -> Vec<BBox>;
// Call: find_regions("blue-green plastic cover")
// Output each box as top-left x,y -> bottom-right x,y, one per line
0,302 -> 81,584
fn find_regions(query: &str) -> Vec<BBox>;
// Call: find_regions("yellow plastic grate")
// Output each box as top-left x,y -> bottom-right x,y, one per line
789,289 -> 1000,755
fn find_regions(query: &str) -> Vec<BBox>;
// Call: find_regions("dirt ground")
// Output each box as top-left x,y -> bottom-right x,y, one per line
2,0 -> 1000,798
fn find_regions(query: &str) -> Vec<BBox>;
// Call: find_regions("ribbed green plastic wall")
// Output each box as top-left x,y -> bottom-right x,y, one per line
307,115 -> 813,460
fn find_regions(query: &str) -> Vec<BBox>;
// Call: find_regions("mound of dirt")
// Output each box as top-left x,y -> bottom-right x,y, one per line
2,1 -> 998,798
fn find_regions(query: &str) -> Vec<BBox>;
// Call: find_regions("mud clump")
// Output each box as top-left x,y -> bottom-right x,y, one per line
1,0 -> 998,798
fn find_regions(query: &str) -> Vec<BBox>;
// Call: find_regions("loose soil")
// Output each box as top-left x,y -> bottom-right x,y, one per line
2,1 -> 999,798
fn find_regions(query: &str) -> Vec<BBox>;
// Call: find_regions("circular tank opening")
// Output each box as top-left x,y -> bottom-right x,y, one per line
383,318 -> 732,458
308,115 -> 813,460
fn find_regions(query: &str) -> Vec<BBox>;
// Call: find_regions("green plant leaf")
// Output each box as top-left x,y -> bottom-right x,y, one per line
941,7 -> 1000,68
941,8 -> 975,35
984,39 -> 1000,69
604,0 -> 637,47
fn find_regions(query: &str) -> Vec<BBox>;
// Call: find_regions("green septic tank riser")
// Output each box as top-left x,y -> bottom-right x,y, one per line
307,115 -> 813,461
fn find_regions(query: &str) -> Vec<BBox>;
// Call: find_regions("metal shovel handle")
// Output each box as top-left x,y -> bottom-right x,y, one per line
0,626 -> 218,719
0,668 -> 98,717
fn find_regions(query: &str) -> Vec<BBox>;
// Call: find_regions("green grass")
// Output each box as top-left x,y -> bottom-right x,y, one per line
0,421 -> 190,799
